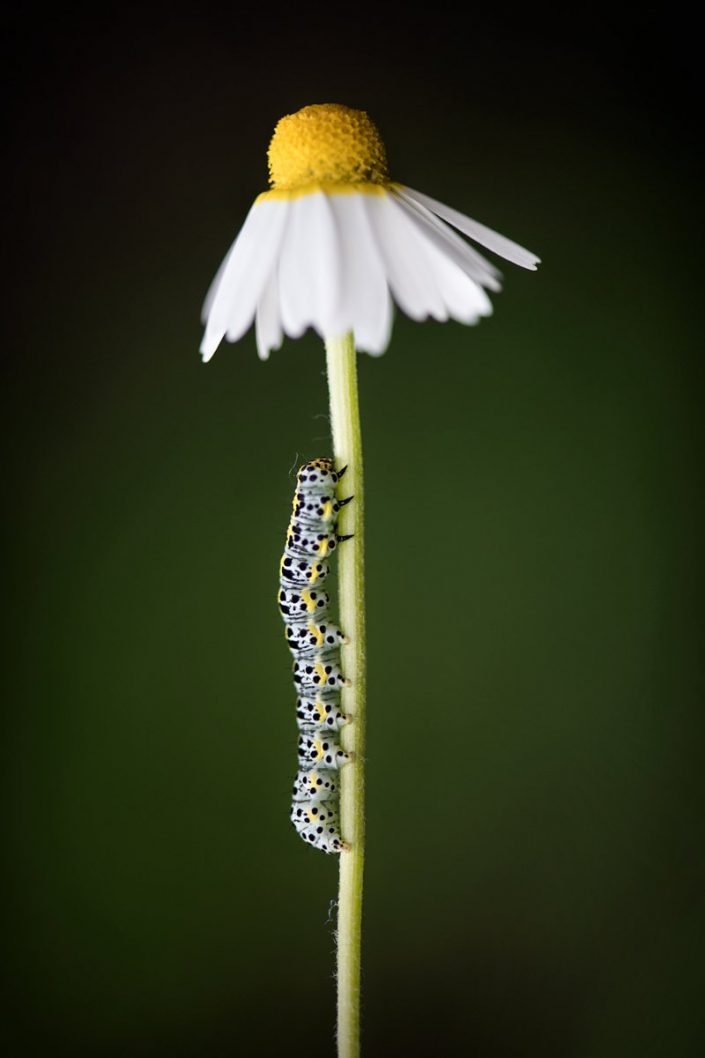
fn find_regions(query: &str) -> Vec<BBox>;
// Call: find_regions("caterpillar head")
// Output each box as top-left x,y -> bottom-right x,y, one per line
297,459 -> 342,493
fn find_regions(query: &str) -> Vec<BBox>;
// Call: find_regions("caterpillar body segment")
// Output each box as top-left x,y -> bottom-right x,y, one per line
279,458 -> 353,853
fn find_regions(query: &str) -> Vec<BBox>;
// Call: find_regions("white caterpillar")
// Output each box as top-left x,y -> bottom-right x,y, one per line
278,459 -> 353,854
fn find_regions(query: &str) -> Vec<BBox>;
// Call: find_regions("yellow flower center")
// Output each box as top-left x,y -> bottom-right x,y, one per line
268,103 -> 389,191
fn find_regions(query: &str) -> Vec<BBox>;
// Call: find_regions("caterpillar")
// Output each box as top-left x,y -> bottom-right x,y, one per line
278,458 -> 353,854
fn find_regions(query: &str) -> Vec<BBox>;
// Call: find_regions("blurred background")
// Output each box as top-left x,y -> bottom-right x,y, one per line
4,5 -> 703,1056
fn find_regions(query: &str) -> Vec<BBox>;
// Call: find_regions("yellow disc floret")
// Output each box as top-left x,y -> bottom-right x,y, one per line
267,103 -> 388,192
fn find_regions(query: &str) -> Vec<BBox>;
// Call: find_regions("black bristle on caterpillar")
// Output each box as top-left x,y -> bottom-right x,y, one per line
280,458 -> 353,854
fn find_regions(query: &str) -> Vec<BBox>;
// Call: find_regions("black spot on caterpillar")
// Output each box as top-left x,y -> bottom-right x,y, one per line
280,458 -> 353,854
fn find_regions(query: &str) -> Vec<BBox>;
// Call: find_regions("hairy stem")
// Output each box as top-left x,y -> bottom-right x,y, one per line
325,332 -> 366,1058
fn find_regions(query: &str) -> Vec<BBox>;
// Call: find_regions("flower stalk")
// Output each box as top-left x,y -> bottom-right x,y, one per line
325,332 -> 366,1058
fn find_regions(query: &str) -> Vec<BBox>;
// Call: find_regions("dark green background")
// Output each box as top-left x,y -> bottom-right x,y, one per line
5,7 -> 703,1056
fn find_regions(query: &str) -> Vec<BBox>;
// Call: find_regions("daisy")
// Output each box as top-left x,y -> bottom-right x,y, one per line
200,103 -> 539,361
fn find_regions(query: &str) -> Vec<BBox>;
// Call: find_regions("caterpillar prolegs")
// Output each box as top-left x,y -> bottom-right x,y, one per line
278,459 -> 353,854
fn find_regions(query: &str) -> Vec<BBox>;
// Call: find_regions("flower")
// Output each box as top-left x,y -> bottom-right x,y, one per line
200,104 -> 540,361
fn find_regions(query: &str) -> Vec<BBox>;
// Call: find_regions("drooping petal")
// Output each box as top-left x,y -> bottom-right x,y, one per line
364,193 -> 446,323
398,185 -> 541,270
255,267 -> 282,361
422,237 -> 493,324
373,192 -> 492,326
201,246 -> 232,325
277,192 -> 344,341
330,194 -> 391,355
200,199 -> 288,361
392,187 -> 502,292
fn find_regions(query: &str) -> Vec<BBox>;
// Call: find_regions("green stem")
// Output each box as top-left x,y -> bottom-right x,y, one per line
325,332 -> 366,1058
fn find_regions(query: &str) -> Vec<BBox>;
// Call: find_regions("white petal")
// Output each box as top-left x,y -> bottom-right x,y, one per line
365,193 -> 447,323
331,194 -> 391,355
424,241 -> 493,324
392,187 -> 502,292
255,267 -> 282,361
201,245 -> 232,324
277,193 -> 344,341
375,194 -> 492,325
367,193 -> 493,327
200,199 -> 287,362
399,185 -> 541,270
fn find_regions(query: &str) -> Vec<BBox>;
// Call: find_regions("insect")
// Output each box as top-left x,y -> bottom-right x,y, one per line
280,458 -> 353,853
